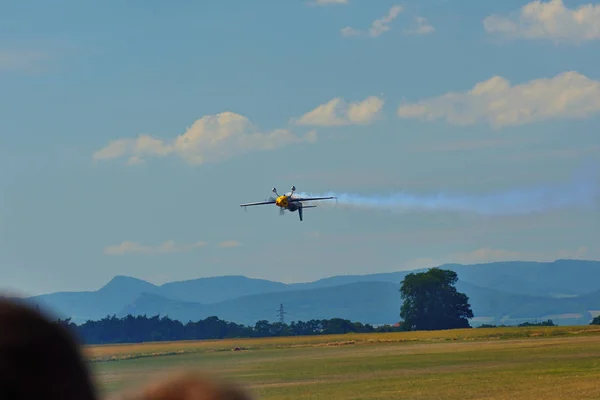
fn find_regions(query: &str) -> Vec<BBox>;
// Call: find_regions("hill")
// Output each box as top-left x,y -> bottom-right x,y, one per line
20,259 -> 600,325
119,281 -> 402,325
159,275 -> 289,303
27,275 -> 289,322
447,259 -> 600,297
117,279 -> 595,326
29,275 -> 161,321
291,259 -> 600,298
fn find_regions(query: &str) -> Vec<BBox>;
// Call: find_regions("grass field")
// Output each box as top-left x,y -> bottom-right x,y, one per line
89,325 -> 600,399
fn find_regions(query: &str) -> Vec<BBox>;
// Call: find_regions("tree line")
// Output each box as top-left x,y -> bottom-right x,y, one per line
477,320 -> 557,328
54,314 -> 404,345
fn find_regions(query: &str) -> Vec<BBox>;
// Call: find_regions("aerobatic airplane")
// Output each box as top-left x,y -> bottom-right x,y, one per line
239,186 -> 336,221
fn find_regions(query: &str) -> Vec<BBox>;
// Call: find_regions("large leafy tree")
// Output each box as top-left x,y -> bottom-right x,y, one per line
399,267 -> 474,331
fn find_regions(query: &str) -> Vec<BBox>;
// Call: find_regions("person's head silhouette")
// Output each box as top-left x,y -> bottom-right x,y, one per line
114,370 -> 253,400
0,298 -> 97,400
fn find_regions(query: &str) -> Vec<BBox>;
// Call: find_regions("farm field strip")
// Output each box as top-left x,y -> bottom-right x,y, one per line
91,326 -> 600,399
84,325 -> 600,362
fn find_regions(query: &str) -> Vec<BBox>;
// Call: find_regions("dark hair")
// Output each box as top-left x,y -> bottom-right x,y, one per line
0,298 -> 97,400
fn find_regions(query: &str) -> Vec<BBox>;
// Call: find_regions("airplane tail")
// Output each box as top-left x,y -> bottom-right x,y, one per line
299,205 -> 317,221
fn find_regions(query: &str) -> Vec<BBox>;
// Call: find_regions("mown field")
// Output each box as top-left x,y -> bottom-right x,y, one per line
89,325 -> 600,399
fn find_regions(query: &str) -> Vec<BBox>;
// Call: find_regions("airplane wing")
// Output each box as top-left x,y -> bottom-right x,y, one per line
239,200 -> 276,207
292,196 -> 336,202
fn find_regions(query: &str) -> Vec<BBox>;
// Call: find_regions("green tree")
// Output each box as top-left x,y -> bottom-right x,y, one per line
399,267 -> 474,331
590,315 -> 600,325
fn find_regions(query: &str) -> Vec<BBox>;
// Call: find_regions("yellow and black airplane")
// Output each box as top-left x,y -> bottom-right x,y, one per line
240,186 -> 336,221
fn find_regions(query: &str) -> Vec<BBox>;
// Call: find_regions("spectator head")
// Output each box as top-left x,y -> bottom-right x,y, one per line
0,298 -> 97,400
113,370 -> 254,400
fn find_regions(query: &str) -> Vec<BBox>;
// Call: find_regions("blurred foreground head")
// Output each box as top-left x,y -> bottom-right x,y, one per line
0,298 -> 97,400
114,370 -> 254,400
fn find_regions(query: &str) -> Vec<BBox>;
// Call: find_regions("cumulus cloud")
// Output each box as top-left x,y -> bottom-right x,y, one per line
341,5 -> 403,37
407,17 -> 436,35
370,5 -> 403,37
397,71 -> 600,128
293,96 -> 384,126
218,240 -> 242,248
104,240 -> 207,255
340,27 -> 361,36
93,111 -> 317,166
483,0 -> 600,43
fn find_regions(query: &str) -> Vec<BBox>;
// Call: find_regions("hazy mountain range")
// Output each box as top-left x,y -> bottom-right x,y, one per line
15,259 -> 600,326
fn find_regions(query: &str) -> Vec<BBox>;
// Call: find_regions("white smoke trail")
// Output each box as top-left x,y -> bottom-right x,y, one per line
296,167 -> 600,216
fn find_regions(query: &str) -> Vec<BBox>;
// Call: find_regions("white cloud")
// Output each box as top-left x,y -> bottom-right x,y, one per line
218,240 -> 242,248
0,50 -> 47,72
340,27 -> 361,36
370,5 -> 403,37
341,5 -> 403,37
104,240 -> 207,255
407,17 -> 436,35
483,0 -> 600,43
293,96 -> 384,126
93,111 -> 317,166
397,71 -> 600,128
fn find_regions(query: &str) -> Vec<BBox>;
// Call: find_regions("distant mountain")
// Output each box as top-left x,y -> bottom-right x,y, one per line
19,259 -> 600,325
446,260 -> 600,297
28,276 -> 161,321
25,274 -> 288,322
454,280 -> 592,325
572,289 -> 600,310
120,281 -> 403,325
119,280 -> 596,327
159,275 -> 289,304
295,259 -> 600,298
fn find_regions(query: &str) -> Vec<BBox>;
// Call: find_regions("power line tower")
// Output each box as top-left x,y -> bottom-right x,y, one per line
276,303 -> 286,324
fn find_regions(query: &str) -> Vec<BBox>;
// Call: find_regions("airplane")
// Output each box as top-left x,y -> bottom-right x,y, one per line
239,186 -> 336,221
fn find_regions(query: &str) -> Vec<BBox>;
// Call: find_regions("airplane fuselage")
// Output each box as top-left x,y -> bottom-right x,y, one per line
275,195 -> 300,211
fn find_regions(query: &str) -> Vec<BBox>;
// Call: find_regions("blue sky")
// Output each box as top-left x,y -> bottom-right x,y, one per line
1,0 -> 599,296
